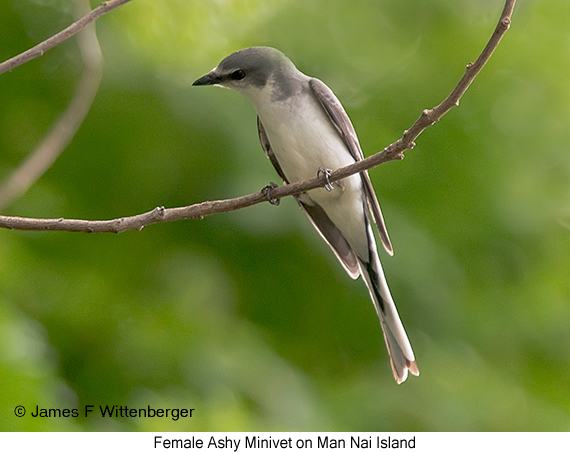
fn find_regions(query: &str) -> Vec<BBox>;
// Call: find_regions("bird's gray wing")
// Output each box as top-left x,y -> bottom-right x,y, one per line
257,116 -> 360,279
309,78 -> 393,256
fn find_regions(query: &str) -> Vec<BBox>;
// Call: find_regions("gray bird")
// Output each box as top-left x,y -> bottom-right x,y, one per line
194,46 -> 419,383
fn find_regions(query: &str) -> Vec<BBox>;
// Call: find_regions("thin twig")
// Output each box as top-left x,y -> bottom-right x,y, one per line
0,0 -> 103,211
0,0 -> 516,234
0,0 -> 132,75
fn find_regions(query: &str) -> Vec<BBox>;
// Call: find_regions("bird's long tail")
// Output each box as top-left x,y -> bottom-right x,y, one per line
359,252 -> 419,384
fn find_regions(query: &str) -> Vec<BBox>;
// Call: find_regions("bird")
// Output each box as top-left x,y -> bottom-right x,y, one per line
193,46 -> 419,383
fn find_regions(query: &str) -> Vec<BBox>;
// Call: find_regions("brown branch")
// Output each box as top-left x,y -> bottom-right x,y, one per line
0,0 -> 103,211
0,0 -> 516,234
0,0 -> 132,75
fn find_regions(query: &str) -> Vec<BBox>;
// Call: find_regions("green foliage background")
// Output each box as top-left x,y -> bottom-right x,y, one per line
0,0 -> 569,432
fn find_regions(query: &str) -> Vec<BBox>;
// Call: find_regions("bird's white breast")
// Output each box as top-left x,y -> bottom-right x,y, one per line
255,89 -> 357,189
253,84 -> 369,256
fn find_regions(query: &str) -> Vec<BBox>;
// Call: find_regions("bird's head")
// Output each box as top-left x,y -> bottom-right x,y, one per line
193,46 -> 302,103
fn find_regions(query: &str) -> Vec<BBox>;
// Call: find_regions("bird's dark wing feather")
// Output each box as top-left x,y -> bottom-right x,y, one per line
257,116 -> 360,279
298,201 -> 360,279
257,116 -> 289,183
309,78 -> 393,256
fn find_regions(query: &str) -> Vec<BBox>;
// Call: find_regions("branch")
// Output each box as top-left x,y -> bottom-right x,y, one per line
0,0 -> 132,75
0,0 -> 103,211
0,0 -> 516,234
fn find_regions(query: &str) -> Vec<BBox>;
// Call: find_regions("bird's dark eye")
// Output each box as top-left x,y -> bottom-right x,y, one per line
229,69 -> 246,80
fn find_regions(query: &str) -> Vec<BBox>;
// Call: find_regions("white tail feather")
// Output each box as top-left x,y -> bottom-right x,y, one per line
359,252 -> 419,384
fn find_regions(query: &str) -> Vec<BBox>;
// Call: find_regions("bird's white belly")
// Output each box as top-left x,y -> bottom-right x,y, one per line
259,98 -> 358,191
257,98 -> 369,257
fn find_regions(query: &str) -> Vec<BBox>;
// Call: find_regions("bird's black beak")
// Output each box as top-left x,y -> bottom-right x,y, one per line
192,72 -> 221,86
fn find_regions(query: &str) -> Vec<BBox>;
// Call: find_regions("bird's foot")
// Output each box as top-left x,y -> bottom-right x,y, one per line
317,167 -> 334,192
262,182 -> 280,206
